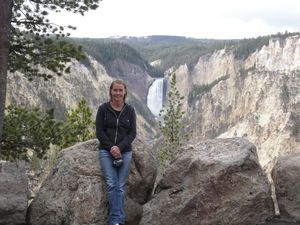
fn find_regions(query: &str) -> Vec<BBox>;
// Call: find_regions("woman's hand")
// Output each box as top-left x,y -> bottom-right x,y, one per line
110,146 -> 121,158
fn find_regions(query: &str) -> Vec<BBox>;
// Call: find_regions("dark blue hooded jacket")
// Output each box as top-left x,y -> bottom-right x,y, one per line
96,102 -> 136,152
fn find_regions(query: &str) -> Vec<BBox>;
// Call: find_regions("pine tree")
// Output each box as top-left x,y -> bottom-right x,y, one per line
60,98 -> 95,148
0,98 -> 96,161
158,73 -> 185,170
1,105 -> 63,161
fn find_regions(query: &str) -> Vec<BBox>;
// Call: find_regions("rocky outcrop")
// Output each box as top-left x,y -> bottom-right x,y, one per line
27,139 -> 157,225
140,138 -> 274,225
272,152 -> 300,222
21,138 -> 279,225
0,161 -> 29,225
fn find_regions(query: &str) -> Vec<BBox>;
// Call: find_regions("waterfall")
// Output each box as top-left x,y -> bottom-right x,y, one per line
147,78 -> 164,117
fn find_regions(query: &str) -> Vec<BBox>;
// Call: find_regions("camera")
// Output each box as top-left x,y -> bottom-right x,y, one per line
112,158 -> 123,168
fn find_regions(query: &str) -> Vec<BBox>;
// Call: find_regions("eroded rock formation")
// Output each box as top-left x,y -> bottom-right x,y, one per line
172,36 -> 300,173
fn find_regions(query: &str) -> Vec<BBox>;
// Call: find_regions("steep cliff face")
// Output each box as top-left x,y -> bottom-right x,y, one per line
174,36 -> 300,171
6,55 -> 156,141
7,56 -> 112,118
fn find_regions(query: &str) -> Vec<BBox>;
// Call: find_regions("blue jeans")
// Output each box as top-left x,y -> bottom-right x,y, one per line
99,149 -> 132,225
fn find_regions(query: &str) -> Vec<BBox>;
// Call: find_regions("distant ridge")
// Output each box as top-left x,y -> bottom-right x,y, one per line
110,35 -> 221,47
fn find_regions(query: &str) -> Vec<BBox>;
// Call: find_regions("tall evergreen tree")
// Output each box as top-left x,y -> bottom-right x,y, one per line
158,73 -> 185,170
0,0 -> 100,151
0,0 -> 13,148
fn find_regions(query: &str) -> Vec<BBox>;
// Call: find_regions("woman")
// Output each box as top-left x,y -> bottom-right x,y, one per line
96,79 -> 136,225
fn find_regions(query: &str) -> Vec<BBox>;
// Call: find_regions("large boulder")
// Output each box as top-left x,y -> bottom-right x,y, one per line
28,139 -> 157,225
272,152 -> 300,222
140,138 -> 274,225
0,161 -> 29,225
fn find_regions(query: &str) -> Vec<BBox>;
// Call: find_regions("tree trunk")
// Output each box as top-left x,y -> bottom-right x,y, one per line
0,0 -> 13,145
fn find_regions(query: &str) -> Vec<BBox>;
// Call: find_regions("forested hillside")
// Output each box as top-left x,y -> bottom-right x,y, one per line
70,38 -> 163,77
68,32 -> 300,75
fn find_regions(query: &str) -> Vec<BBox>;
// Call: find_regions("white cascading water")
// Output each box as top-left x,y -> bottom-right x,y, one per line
147,78 -> 164,117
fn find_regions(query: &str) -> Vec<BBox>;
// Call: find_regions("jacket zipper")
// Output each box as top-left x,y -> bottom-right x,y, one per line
109,104 -> 127,144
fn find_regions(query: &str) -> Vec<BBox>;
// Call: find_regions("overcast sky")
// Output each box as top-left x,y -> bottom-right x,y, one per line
49,0 -> 300,39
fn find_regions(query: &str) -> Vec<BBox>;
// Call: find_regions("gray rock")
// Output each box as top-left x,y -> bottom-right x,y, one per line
272,152 -> 300,222
0,161 -> 29,225
28,139 -> 157,225
128,138 -> 158,204
140,138 -> 274,225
